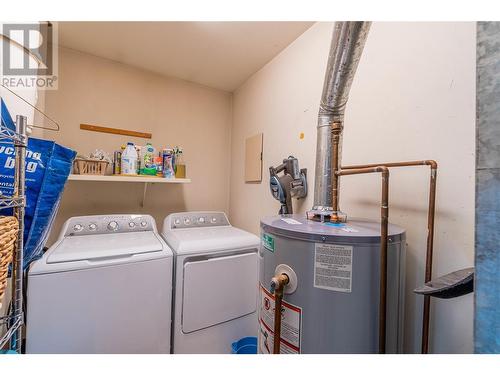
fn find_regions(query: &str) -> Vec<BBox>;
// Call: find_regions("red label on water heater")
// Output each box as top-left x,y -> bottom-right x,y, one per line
258,283 -> 302,354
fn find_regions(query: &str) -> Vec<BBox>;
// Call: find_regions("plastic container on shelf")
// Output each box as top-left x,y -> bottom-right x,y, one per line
174,148 -> 186,178
113,151 -> 122,175
155,156 -> 163,177
140,143 -> 156,175
162,149 -> 175,179
135,145 -> 141,174
121,142 -> 138,175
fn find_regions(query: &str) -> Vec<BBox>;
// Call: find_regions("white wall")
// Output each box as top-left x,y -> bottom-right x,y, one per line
229,22 -> 475,353
42,47 -> 233,244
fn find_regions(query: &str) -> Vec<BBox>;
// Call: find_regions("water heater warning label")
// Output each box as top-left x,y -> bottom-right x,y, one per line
262,233 -> 275,252
258,284 -> 302,354
314,243 -> 353,293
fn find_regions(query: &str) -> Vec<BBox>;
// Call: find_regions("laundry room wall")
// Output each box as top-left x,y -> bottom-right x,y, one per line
229,22 -> 475,353
41,47 -> 232,244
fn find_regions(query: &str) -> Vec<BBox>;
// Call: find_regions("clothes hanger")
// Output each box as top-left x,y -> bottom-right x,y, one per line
0,83 -> 60,132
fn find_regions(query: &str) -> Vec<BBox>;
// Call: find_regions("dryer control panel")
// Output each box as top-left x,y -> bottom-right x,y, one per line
61,214 -> 156,237
168,212 -> 230,229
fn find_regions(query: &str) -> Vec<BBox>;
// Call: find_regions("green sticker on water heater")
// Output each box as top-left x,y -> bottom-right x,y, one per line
262,233 -> 275,252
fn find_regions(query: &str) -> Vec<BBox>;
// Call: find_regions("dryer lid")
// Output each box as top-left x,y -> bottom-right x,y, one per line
163,226 -> 260,255
47,231 -> 165,263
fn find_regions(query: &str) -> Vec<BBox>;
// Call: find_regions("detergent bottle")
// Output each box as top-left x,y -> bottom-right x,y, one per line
121,142 -> 138,175
140,143 -> 156,175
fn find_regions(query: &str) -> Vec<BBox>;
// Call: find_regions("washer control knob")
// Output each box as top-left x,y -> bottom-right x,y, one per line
198,217 -> 205,224
73,224 -> 83,232
140,221 -> 148,228
174,218 -> 181,226
129,222 -> 136,228
211,217 -> 217,223
88,223 -> 98,231
184,217 -> 191,225
107,221 -> 119,231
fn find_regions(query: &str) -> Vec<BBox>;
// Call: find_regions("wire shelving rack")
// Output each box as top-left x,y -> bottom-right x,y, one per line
0,115 -> 27,353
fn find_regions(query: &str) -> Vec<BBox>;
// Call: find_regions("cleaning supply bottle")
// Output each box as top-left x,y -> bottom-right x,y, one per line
121,142 -> 138,175
174,147 -> 186,178
155,155 -> 163,177
162,148 -> 175,179
140,143 -> 156,175
135,145 -> 141,174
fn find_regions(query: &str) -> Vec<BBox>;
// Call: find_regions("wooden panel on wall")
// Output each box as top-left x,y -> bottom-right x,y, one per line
245,133 -> 263,183
80,124 -> 152,139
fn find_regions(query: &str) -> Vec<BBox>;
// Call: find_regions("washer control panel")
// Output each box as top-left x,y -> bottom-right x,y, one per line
63,215 -> 155,237
169,212 -> 229,229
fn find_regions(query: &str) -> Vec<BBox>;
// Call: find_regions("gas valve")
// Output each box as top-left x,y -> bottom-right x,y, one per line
269,156 -> 307,215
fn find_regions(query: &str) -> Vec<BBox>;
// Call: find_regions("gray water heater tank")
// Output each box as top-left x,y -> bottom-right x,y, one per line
258,215 -> 406,354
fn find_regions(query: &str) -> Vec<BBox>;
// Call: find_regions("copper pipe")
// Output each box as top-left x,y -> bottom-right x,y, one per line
342,160 -> 438,353
331,122 -> 343,221
271,273 -> 290,354
422,163 -> 437,353
342,160 -> 437,170
336,166 -> 389,354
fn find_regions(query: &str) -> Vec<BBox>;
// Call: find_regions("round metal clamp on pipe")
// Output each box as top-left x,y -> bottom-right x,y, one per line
270,273 -> 290,354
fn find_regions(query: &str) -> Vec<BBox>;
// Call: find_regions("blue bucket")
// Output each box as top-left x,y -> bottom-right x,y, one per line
231,336 -> 257,354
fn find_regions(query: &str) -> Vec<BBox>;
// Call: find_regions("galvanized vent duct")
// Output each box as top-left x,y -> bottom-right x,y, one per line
311,21 -> 371,220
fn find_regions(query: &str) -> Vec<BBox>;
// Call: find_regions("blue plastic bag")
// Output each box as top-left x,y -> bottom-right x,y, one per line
1,99 -> 76,268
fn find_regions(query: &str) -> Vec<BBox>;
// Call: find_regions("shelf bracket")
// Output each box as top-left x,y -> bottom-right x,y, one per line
141,182 -> 148,207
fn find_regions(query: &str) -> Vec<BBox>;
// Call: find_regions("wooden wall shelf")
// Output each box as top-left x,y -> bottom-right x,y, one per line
68,174 -> 190,183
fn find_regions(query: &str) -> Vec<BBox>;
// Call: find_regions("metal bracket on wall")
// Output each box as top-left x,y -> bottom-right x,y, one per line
141,183 -> 149,207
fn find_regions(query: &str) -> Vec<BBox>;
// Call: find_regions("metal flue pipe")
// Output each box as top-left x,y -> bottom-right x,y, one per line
311,21 -> 371,221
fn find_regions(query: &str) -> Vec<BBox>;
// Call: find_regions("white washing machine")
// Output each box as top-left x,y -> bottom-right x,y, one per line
26,214 -> 173,354
162,211 -> 260,353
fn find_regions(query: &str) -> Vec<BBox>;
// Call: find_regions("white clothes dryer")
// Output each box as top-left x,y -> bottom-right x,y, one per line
162,212 -> 259,353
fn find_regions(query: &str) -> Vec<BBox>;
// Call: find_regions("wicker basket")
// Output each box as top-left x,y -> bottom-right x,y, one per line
0,216 -> 19,305
73,158 -> 109,175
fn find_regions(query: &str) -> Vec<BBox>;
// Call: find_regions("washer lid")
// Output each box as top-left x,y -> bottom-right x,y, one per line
47,231 -> 165,263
